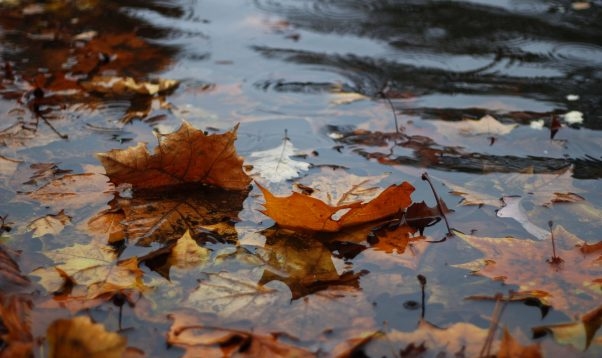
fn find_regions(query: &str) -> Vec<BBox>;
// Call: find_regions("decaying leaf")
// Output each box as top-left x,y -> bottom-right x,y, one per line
25,209 -> 71,238
0,245 -> 30,287
81,76 -> 178,96
168,230 -> 210,270
498,327 -> 542,358
368,224 -> 424,255
248,137 -> 310,183
259,228 -> 364,299
26,172 -> 114,210
453,226 -> 602,313
47,316 -> 127,358
436,114 -> 517,137
532,304 -> 602,352
350,319 -> 492,358
0,294 -> 34,358
257,181 -> 414,232
97,122 -> 251,190
32,243 -> 147,302
167,311 -> 314,357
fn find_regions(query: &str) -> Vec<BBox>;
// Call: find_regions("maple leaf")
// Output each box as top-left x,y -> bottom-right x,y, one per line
257,181 -> 414,232
46,316 -> 127,358
498,327 -> 542,358
32,243 -> 147,308
167,311 -> 315,358
435,114 -> 517,137
0,294 -> 33,358
25,209 -> 71,238
98,184 -> 248,246
167,230 -> 211,270
258,228 -> 364,299
533,304 -> 602,352
348,320 -> 493,358
248,136 -> 310,182
97,122 -> 251,190
453,226 -> 602,313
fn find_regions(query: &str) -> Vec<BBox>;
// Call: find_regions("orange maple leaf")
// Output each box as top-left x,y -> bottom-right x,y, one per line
453,226 -> 602,313
97,122 -> 251,190
257,181 -> 414,232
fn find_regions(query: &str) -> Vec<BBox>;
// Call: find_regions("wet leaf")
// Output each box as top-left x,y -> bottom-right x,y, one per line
257,181 -> 414,232
47,316 -> 127,358
98,122 -> 251,190
248,136 -> 310,182
0,245 -> 30,287
167,311 -> 315,357
369,224 -> 424,255
32,243 -> 147,304
498,327 -> 542,358
168,230 -> 210,270
0,294 -> 33,358
532,305 -> 602,351
25,209 -> 71,238
436,114 -> 517,137
453,226 -> 602,313
26,172 -> 114,210
259,228 -> 364,299
351,320 -> 492,358
81,76 -> 178,96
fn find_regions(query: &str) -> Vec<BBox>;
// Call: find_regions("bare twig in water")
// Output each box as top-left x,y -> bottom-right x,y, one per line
421,172 -> 453,241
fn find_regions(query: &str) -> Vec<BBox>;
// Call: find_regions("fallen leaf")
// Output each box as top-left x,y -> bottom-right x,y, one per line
32,243 -> 147,305
168,230 -> 210,270
258,228 -> 364,299
0,294 -> 33,358
368,224 -> 424,255
257,181 -> 414,232
167,311 -> 315,358
248,136 -> 310,182
352,319 -> 493,358
46,316 -> 127,358
81,76 -> 178,96
0,244 -> 30,287
532,304 -> 602,352
25,209 -> 71,238
498,327 -> 542,358
496,196 -> 549,240
436,114 -> 517,137
453,226 -> 602,313
105,184 -> 248,246
98,122 -> 251,190
26,172 -> 114,210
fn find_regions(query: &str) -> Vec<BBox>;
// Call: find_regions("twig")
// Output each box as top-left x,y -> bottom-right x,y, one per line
417,274 -> 427,319
547,220 -> 563,265
377,91 -> 400,137
479,293 -> 507,358
421,172 -> 453,241
275,129 -> 290,173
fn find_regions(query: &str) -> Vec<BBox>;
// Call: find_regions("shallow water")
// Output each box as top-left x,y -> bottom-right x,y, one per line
1,0 -> 602,356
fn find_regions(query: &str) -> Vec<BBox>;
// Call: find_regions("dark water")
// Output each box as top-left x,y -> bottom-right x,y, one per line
1,0 -> 602,356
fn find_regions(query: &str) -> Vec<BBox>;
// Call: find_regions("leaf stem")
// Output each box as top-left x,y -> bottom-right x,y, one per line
421,172 -> 453,240
377,91 -> 400,137
417,274 -> 426,319
547,220 -> 563,265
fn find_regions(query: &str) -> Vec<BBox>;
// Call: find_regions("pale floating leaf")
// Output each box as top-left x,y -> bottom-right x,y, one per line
26,209 -> 71,238
249,138 -> 310,183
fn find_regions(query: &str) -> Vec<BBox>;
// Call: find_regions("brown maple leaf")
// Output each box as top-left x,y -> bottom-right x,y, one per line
97,122 -> 251,190
257,181 -> 414,232
47,316 -> 127,358
453,226 -> 602,313
532,304 -> 602,351
0,294 -> 34,358
259,228 -> 364,299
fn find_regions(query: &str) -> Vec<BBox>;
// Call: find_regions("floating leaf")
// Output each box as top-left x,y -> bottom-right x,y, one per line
47,316 -> 127,358
81,76 -> 178,96
0,294 -> 33,358
248,137 -> 310,182
97,122 -> 251,190
0,245 -> 30,287
436,114 -> 517,137
532,305 -> 602,351
168,230 -> 210,270
167,311 -> 314,357
25,209 -> 71,238
498,327 -> 542,358
257,181 -> 414,232
453,226 -> 602,313
26,172 -> 113,210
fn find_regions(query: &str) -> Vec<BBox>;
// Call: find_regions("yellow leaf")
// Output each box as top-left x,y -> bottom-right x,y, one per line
47,316 -> 126,358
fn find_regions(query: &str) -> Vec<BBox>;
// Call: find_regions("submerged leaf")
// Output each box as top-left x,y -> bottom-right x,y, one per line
453,227 -> 602,313
257,181 -> 414,232
98,122 -> 251,190
26,209 -> 71,238
47,316 -> 127,358
498,327 -> 542,358
532,305 -> 602,351
436,114 -> 517,137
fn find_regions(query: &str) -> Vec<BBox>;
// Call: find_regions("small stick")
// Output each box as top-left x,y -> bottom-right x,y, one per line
479,293 -> 506,358
547,220 -> 563,265
377,91 -> 400,137
275,129 -> 290,173
417,274 -> 426,319
421,172 -> 453,239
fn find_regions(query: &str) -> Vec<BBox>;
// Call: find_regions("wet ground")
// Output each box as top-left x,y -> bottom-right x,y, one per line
1,0 -> 602,356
